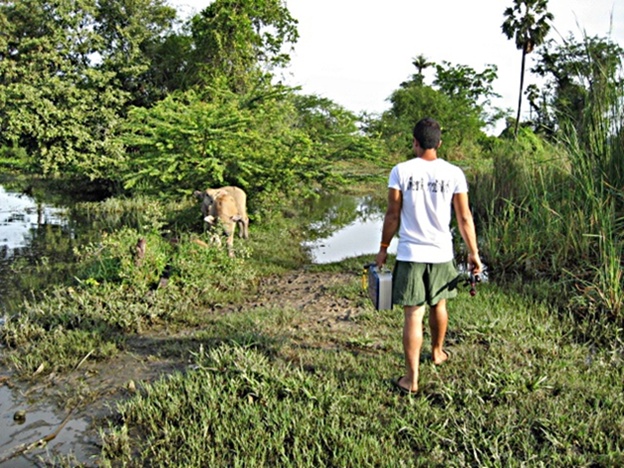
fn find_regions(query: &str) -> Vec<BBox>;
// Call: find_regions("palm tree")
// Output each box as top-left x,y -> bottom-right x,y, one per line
411,54 -> 432,85
502,0 -> 553,137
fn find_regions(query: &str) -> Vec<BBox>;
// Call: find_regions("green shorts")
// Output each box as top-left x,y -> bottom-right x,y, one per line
392,260 -> 461,307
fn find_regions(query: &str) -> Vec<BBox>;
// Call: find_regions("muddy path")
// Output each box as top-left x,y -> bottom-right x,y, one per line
0,268 -> 368,465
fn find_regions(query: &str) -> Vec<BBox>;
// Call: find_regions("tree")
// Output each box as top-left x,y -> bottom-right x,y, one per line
0,0 -> 179,178
117,85 -> 377,199
373,60 -> 500,159
531,34 -> 623,142
0,0 -> 128,177
95,0 -> 177,107
502,0 -> 553,137
189,0 -> 299,93
139,31 -> 196,101
411,54 -> 432,85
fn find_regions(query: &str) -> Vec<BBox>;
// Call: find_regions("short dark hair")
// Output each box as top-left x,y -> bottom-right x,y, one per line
412,118 -> 441,150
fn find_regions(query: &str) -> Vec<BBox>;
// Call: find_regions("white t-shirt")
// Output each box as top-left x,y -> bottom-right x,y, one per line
388,157 -> 468,263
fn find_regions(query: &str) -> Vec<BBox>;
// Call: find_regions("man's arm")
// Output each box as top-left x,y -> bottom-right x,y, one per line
452,192 -> 483,274
375,188 -> 401,268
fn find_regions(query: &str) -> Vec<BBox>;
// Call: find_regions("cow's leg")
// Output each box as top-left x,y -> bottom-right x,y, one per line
226,228 -> 235,257
226,234 -> 235,257
242,217 -> 249,239
231,215 -> 245,239
221,219 -> 236,257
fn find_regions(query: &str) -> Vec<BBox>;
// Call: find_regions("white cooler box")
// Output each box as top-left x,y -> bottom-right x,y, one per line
364,264 -> 393,310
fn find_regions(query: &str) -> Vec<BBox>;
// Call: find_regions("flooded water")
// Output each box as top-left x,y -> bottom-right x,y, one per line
0,385 -> 94,467
302,194 -> 397,264
0,185 -> 79,309
304,210 -> 397,263
0,186 -> 68,253
0,185 -> 98,466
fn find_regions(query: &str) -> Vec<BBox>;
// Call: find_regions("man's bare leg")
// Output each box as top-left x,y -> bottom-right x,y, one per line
397,305 -> 427,392
430,299 -> 449,365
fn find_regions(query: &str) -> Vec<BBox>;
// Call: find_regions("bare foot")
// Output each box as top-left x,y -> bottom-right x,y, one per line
394,376 -> 418,394
432,349 -> 450,366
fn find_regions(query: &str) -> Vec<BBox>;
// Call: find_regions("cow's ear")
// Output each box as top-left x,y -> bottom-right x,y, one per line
193,190 -> 202,198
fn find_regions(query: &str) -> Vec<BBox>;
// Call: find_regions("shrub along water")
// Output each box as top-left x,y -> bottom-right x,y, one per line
0,195 -> 294,378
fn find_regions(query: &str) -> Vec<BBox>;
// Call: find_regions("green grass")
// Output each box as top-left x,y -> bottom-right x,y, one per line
98,281 -> 624,467
469,46 -> 624,337
1,201 -> 622,465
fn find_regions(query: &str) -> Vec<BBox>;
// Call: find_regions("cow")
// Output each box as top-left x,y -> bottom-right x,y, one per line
193,186 -> 249,256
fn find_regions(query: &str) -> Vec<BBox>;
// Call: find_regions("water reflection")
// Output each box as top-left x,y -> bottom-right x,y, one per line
0,185 -> 81,317
0,186 -> 68,255
303,195 -> 397,264
0,186 -> 96,465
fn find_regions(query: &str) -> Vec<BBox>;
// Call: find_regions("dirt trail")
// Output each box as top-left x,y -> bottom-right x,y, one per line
7,268 -> 364,417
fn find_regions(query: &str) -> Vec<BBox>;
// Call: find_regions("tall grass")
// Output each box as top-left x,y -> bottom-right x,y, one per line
470,133 -> 575,278
472,43 -> 624,339
558,66 -> 624,329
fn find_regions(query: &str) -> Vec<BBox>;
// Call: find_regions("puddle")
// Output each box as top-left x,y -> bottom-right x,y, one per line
303,196 -> 397,264
304,214 -> 397,263
0,185 -> 98,466
0,385 -> 96,466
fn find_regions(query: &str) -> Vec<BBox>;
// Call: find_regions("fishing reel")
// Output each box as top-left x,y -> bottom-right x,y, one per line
467,271 -> 481,296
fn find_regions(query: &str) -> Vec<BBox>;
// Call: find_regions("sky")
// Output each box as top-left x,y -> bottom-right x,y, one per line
170,0 -> 623,131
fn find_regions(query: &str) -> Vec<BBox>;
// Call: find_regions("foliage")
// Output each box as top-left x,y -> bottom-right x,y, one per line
470,130 -> 572,277
0,0 -> 381,199
292,94 -> 378,160
369,60 -> 499,160
531,34 -> 624,137
139,28 -> 196,101
95,0 -> 178,107
0,0 -> 124,176
471,47 -> 624,328
116,85 -> 380,200
189,0 -> 299,93
0,0 -> 177,179
410,54 -> 433,86
501,0 -> 554,54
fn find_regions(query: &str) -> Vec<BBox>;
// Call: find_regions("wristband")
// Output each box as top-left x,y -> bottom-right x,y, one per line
380,243 -> 389,248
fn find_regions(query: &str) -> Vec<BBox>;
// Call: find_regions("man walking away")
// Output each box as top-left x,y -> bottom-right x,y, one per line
376,117 -> 483,394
